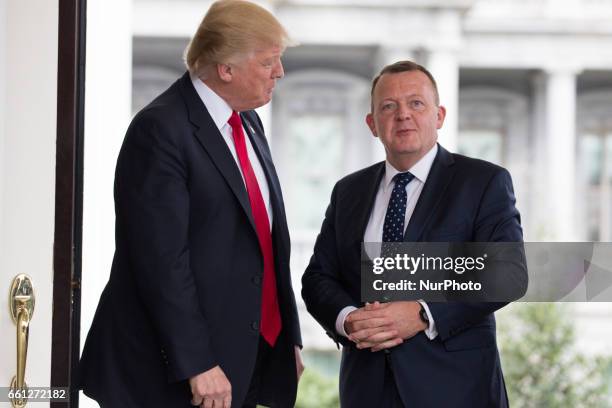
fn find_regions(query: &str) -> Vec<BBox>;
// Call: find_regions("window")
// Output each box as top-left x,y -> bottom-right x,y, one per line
286,113 -> 344,231
579,132 -> 612,240
577,89 -> 612,241
272,70 -> 372,236
458,129 -> 504,165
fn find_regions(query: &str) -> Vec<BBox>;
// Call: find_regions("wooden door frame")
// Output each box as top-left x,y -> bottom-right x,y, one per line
51,0 -> 86,406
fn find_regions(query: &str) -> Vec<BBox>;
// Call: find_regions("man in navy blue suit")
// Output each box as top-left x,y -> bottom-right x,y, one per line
79,1 -> 302,407
302,61 -> 527,407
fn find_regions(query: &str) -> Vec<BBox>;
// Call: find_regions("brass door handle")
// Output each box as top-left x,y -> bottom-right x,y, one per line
9,274 -> 35,408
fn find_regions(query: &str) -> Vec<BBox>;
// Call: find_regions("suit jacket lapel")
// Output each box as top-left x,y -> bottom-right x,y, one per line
241,112 -> 283,217
351,163 -> 385,246
177,73 -> 256,231
241,112 -> 291,257
404,144 -> 456,242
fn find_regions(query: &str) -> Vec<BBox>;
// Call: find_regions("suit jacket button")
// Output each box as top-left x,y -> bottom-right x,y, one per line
251,321 -> 259,331
252,275 -> 262,286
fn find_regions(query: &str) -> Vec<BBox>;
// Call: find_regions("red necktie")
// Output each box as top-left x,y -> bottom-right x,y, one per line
228,111 -> 281,346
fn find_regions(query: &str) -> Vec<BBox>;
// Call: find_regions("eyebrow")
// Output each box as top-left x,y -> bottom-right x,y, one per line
379,94 -> 424,103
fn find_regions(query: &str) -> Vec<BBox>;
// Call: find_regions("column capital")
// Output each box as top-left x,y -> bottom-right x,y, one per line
540,64 -> 584,77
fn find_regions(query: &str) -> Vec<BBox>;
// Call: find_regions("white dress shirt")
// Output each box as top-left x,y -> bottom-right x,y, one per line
191,74 -> 273,228
335,144 -> 439,340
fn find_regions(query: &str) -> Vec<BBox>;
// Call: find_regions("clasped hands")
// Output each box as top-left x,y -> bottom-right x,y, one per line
344,301 -> 427,352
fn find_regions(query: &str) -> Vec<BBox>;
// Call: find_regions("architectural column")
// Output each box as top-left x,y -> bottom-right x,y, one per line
426,50 -> 459,152
530,71 -> 550,240
543,67 -> 579,240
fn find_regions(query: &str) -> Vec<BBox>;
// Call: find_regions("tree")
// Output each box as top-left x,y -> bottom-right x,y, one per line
498,303 -> 611,408
295,367 -> 340,408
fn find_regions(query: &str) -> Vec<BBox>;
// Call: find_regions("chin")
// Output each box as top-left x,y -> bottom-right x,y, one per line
395,140 -> 421,152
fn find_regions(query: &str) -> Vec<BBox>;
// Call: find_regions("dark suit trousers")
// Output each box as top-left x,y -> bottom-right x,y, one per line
243,336 -> 274,408
381,352 -> 406,408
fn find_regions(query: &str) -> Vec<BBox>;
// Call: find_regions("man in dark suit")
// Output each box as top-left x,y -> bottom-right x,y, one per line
79,1 -> 302,407
302,61 -> 527,407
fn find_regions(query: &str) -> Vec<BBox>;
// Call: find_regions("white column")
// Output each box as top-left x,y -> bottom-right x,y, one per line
544,67 -> 579,240
426,50 -> 459,153
530,71 -> 550,240
80,0 -> 132,406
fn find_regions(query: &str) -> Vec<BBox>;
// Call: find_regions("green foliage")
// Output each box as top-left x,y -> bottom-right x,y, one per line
291,304 -> 611,408
498,303 -> 611,408
295,367 -> 340,408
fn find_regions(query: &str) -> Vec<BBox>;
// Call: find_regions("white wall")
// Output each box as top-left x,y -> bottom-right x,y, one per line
0,0 -> 7,268
0,0 -> 58,405
80,0 -> 133,406
0,2 -> 8,397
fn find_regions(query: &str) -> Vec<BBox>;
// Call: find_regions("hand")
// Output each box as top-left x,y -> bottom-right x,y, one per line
346,301 -> 427,352
295,346 -> 305,382
189,365 -> 232,408
345,302 -> 402,351
345,302 -> 392,335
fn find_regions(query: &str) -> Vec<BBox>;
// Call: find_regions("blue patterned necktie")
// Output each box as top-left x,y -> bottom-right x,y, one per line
382,172 -> 415,243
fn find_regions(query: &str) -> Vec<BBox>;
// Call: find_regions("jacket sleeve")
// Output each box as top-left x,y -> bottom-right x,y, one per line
302,183 -> 359,346
115,113 -> 218,382
427,168 -> 528,341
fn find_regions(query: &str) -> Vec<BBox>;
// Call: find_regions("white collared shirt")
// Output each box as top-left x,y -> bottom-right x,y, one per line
335,144 -> 439,340
191,74 -> 273,228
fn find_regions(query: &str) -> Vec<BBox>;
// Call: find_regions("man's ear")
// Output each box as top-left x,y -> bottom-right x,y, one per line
366,113 -> 378,137
217,63 -> 233,83
436,105 -> 446,129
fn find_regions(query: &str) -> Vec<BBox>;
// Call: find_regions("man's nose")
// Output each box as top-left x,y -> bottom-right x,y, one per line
396,104 -> 411,120
273,60 -> 284,79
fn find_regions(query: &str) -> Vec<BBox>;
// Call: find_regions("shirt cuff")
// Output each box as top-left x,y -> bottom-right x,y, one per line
417,300 -> 438,340
335,306 -> 358,337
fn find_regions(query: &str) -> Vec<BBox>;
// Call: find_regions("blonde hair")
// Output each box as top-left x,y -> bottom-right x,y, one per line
185,0 -> 291,76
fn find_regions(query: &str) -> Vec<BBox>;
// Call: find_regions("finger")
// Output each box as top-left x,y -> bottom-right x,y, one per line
346,307 -> 386,322
348,317 -> 392,335
353,308 -> 392,322
191,397 -> 203,407
355,338 -> 392,349
361,329 -> 399,345
345,310 -> 371,323
354,330 -> 398,348
214,397 -> 226,408
350,327 -> 383,342
203,397 -> 214,408
350,323 -> 395,341
371,337 -> 404,352
350,317 -> 391,332
223,395 -> 232,408
365,301 -> 389,311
